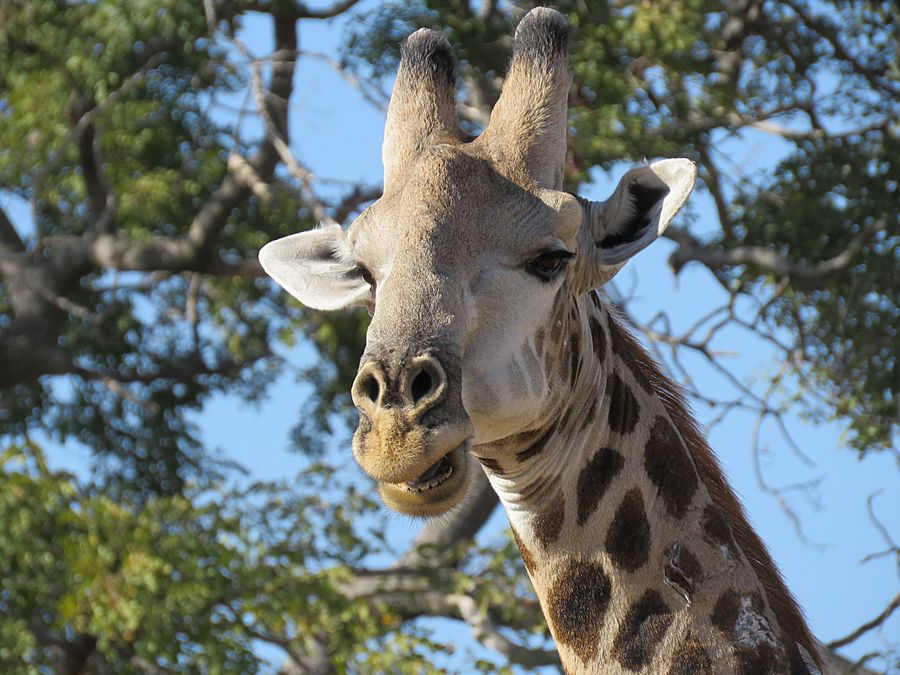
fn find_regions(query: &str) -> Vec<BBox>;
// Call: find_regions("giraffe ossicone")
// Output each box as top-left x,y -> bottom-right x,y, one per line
259,8 -> 823,674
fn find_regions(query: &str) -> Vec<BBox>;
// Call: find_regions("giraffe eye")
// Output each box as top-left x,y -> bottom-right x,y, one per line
359,266 -> 377,316
526,250 -> 574,282
360,266 -> 376,288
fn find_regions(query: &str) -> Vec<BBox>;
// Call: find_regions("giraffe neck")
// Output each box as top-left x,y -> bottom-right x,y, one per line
473,293 -> 820,674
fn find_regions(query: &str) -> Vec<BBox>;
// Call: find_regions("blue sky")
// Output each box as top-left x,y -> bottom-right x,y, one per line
2,2 -> 896,672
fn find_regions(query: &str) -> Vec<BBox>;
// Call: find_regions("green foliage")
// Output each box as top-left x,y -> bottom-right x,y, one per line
0,0 -> 327,493
1,0 -> 896,671
733,131 -> 898,451
1,442 -> 469,672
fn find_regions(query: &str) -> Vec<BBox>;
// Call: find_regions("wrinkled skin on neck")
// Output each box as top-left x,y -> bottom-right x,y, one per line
470,291 -> 595,512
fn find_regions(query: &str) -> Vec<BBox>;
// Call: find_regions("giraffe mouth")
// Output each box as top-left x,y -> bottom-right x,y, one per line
378,444 -> 470,517
406,454 -> 454,492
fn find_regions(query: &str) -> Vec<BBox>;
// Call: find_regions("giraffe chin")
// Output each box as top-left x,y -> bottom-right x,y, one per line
377,445 -> 470,517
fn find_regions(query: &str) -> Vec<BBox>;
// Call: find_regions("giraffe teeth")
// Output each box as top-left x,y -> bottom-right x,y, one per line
406,456 -> 453,491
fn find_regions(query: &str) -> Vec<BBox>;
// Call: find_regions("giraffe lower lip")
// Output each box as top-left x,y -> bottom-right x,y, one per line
406,455 -> 453,491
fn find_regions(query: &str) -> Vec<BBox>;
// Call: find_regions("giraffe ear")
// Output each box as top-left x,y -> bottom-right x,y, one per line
577,159 -> 696,288
259,224 -> 372,311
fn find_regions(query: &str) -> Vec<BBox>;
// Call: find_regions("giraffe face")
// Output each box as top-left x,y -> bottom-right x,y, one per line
341,146 -> 584,515
258,9 -> 696,517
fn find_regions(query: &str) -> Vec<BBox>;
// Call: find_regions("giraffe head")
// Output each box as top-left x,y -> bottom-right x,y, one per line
260,9 -> 696,516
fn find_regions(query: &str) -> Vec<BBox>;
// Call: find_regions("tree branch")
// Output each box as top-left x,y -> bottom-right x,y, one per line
76,120 -> 117,234
780,0 -> 900,96
333,185 -> 382,224
0,16 -> 298,389
448,593 -> 560,669
394,468 -> 498,568
286,0 -> 362,19
338,568 -> 558,670
241,0 -> 361,20
826,594 -> 900,650
71,352 -> 268,386
666,220 -> 884,291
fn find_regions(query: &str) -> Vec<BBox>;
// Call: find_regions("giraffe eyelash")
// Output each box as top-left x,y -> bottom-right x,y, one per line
525,250 -> 575,282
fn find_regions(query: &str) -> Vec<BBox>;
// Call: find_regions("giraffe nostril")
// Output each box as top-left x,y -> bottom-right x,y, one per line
363,373 -> 380,403
410,369 -> 433,404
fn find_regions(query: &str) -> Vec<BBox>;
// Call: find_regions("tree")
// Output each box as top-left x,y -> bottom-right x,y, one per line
0,0 -> 896,672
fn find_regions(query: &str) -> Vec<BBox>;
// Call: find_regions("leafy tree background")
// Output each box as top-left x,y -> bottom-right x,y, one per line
0,0 -> 897,672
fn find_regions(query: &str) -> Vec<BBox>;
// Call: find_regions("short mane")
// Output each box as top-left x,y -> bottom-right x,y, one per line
605,307 -> 824,672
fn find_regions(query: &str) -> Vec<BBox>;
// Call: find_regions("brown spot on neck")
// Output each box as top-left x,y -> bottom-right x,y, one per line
712,589 -> 743,635
667,633 -> 713,675
478,456 -> 505,475
533,493 -> 565,548
612,589 -> 674,670
644,415 -> 699,518
605,488 -> 651,572
603,310 -> 823,671
734,644 -> 778,675
589,315 -> 607,359
511,524 -> 537,577
515,420 -> 558,462
606,371 -> 640,435
575,445 -> 624,525
702,504 -> 739,558
546,558 -> 612,664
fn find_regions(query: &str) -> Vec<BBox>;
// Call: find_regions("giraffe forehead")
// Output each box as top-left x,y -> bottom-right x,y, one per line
350,147 -> 571,265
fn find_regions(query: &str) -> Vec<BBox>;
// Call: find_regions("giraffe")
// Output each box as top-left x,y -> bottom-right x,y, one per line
259,8 -> 824,674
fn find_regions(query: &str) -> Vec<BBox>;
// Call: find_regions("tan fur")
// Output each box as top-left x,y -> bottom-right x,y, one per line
377,446 -> 471,517
479,8 -> 572,189
383,29 -> 464,188
477,294 -> 822,673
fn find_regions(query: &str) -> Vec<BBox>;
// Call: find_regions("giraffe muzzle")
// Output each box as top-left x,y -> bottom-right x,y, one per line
350,350 -> 474,515
352,354 -> 448,422
378,442 -> 470,517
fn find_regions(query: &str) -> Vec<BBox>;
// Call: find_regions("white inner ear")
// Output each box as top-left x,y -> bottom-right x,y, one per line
595,158 -> 697,266
258,223 -> 371,311
648,158 -> 697,236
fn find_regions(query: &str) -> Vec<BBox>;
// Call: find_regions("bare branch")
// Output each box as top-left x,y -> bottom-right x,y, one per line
293,0 -> 361,19
338,568 -> 557,670
749,118 -> 891,141
826,594 -> 900,650
333,185 -> 382,224
227,152 -> 274,204
667,220 -> 885,291
70,352 -> 268,386
448,593 -> 560,669
861,491 -> 900,571
230,37 -> 335,223
697,142 -> 734,237
240,0 -> 361,20
780,0 -> 900,96
395,469 -> 498,569
77,120 -> 117,234
300,50 -> 389,110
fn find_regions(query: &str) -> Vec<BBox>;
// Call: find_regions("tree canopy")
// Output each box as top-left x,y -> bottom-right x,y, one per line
0,0 -> 896,672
